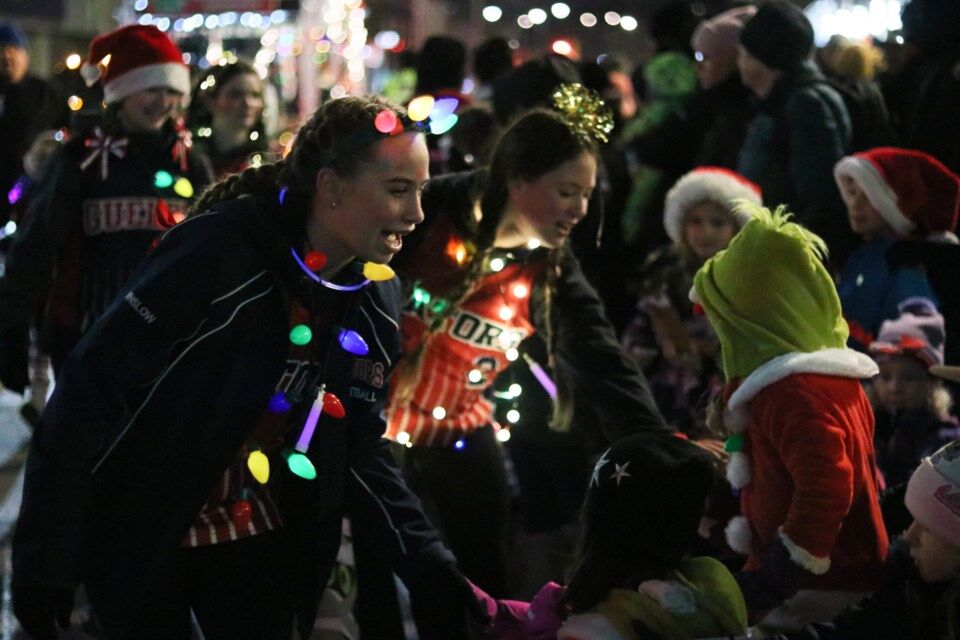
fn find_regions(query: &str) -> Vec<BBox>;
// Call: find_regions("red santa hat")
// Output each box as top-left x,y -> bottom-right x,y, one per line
663,167 -> 762,244
81,25 -> 191,105
906,440 -> 960,548
834,147 -> 960,240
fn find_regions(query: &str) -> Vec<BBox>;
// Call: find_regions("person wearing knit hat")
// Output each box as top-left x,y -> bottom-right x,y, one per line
905,441 -> 960,581
0,23 -> 211,394
472,433 -> 748,639
739,1 -> 813,74
691,5 -> 756,91
689,7 -> 758,170
793,440 -> 960,639
622,167 -> 760,435
691,202 -> 888,630
734,3 -> 855,262
867,298 -> 960,488
0,22 -> 69,226
834,147 -> 956,352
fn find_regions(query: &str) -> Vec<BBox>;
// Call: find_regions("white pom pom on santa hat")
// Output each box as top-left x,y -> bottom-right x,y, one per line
663,167 -> 763,245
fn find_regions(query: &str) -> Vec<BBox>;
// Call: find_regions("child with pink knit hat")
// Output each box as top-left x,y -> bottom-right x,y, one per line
805,439 -> 960,639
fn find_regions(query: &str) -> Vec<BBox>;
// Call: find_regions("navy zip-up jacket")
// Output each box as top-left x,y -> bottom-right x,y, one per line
12,193 -> 453,637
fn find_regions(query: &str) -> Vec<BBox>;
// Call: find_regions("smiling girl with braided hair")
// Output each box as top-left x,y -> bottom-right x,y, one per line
11,95 -> 489,640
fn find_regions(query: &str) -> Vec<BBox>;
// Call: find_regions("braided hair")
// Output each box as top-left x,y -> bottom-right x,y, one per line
392,108 -> 598,430
188,95 -> 408,226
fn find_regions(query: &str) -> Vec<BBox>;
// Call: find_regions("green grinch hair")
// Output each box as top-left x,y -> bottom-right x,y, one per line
731,200 -> 829,262
692,200 -> 848,380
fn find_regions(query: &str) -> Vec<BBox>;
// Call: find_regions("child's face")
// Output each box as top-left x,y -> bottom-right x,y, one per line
838,175 -> 892,240
905,520 -> 960,583
873,356 -> 931,413
118,87 -> 183,133
683,201 -> 736,262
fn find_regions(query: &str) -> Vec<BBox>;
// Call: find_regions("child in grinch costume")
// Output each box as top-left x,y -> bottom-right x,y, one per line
691,203 -> 889,631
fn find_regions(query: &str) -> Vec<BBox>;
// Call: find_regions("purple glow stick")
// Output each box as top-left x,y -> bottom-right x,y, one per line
295,385 -> 326,453
522,353 -> 557,399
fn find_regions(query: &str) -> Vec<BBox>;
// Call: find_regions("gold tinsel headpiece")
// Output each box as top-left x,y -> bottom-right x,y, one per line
550,83 -> 615,144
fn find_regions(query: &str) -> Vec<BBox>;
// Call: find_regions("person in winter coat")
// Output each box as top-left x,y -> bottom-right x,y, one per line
691,203 -> 889,631
735,1 -> 855,262
10,95 -> 488,640
621,166 -> 759,435
365,86 -> 670,637
868,300 -> 960,489
883,0 -> 960,174
0,22 -> 69,226
474,432 -> 748,640
797,439 -> 960,640
689,5 -> 757,170
0,25 -> 212,392
833,147 -> 959,350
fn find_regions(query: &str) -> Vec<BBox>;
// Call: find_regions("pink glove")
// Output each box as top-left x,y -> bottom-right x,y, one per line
471,581 -> 566,639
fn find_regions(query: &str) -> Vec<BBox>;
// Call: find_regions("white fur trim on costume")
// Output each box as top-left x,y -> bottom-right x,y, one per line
727,451 -> 751,489
725,404 -> 751,433
727,349 -> 878,411
725,516 -> 754,555
102,62 -> 191,104
663,170 -> 761,244
779,530 -> 831,575
688,284 -> 702,304
834,156 -> 914,237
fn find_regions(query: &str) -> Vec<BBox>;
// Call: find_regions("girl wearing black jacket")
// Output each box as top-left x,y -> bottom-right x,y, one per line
11,95 -> 483,639
0,25 -> 212,390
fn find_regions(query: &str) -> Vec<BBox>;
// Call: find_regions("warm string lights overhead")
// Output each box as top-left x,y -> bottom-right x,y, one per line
482,3 -> 639,32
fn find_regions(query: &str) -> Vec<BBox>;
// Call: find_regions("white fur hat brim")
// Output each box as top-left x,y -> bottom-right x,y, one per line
834,155 -> 915,237
102,62 -> 191,104
663,168 -> 762,244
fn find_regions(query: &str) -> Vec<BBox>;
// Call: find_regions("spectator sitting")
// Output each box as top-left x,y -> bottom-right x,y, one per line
621,167 -> 759,436
799,440 -> 960,640
869,299 -> 960,490
473,433 -> 748,640
834,147 -> 959,350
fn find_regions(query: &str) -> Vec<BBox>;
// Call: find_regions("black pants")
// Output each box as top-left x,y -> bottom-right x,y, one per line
124,530 -> 293,640
355,426 -> 511,638
406,426 -> 511,596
